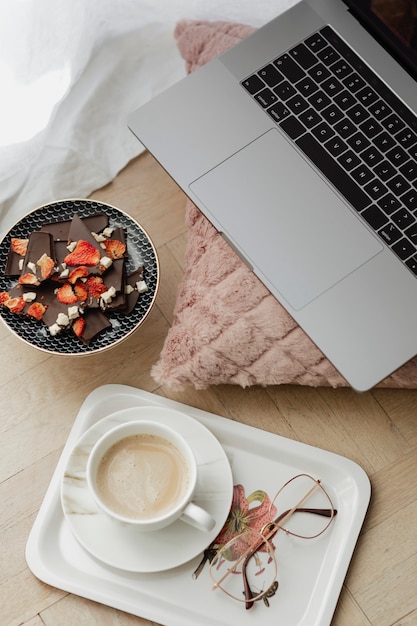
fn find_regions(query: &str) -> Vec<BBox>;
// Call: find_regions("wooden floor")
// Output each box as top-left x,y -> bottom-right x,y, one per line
1,151 -> 417,626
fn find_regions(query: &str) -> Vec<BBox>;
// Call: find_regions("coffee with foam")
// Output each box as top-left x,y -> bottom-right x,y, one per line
96,434 -> 190,520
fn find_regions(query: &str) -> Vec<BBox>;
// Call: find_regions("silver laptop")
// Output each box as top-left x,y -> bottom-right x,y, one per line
128,0 -> 417,391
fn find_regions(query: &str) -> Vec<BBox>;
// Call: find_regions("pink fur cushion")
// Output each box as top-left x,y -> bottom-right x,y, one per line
151,20 -> 417,389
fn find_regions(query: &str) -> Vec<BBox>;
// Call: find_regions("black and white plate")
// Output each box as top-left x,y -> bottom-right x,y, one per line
0,199 -> 159,354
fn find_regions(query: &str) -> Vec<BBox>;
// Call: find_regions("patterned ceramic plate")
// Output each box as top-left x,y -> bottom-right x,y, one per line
0,199 -> 159,354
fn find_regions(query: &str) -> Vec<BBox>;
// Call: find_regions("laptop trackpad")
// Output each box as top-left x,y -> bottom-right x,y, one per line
189,129 -> 382,310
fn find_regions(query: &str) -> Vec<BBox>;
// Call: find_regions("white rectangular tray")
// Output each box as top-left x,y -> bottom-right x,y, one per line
26,384 -> 370,625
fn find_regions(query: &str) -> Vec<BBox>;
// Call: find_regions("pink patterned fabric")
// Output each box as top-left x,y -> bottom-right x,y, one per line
151,20 -> 417,389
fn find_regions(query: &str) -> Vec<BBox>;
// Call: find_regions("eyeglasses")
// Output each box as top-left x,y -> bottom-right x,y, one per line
193,474 -> 337,610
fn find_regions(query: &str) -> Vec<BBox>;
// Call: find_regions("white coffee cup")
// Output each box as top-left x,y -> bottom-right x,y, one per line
86,420 -> 215,532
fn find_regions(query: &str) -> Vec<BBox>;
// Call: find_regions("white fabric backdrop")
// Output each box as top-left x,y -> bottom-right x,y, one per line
0,0 -> 298,237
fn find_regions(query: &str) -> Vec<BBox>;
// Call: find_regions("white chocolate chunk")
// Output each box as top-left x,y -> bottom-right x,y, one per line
136,280 -> 148,293
100,256 -> 113,269
49,323 -> 61,336
23,292 -> 37,302
56,312 -> 69,327
101,286 -> 116,304
68,306 -> 79,320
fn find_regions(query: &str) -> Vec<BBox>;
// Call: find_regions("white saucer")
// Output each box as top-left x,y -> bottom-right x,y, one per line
61,406 -> 233,573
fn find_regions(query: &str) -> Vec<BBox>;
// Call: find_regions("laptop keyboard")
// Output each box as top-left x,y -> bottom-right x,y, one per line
241,25 -> 417,276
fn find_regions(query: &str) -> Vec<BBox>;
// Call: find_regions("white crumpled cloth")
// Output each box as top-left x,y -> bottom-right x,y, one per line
0,0 -> 297,237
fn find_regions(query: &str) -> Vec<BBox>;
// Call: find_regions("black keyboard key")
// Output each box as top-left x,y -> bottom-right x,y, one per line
297,76 -> 319,97
409,145 -> 417,160
364,179 -> 388,200
279,115 -> 306,140
361,146 -> 383,167
405,223 -> 417,242
258,64 -> 284,87
399,160 -> 417,181
255,88 -> 278,108
396,128 -> 417,149
287,94 -> 309,115
274,80 -> 297,101
290,43 -> 317,69
391,208 -> 414,229
325,136 -> 349,156
321,76 -> 344,98
267,102 -> 290,123
405,256 -> 417,275
334,118 -> 357,139
357,86 -> 378,107
386,174 -> 411,195
351,164 -> 374,185
369,100 -> 391,121
322,104 -> 344,125
377,193 -> 401,214
379,222 -> 402,245
296,133 -> 370,210
338,149 -> 361,171
312,121 -> 335,142
317,45 -> 340,66
334,90 -> 356,111
242,74 -> 265,94
343,72 -> 366,93
331,59 -> 353,79
308,90 -> 331,111
386,145 -> 409,167
382,113 -> 405,134
274,54 -> 305,82
361,205 -> 389,229
347,131 -> 370,152
299,107 -> 322,128
402,189 -> 417,212
374,131 -> 396,152
305,32 -> 328,53
309,62 -> 331,83
373,160 -> 396,181
392,237 -> 415,260
359,118 -> 383,139
346,103 -> 370,124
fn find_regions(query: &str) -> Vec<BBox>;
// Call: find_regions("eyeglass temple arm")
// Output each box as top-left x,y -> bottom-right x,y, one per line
275,506 -> 337,522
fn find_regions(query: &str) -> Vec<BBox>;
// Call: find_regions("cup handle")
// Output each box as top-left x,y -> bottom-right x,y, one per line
180,502 -> 216,532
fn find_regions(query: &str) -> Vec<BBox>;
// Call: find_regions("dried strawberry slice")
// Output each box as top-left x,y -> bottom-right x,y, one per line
5,296 -> 26,313
11,238 -> 29,256
18,273 -> 40,286
0,291 -> 10,305
102,239 -> 126,260
56,282 -> 78,304
68,265 -> 89,284
63,240 -> 101,267
27,302 -> 47,321
86,276 -> 107,298
37,253 -> 55,280
73,280 -> 89,303
72,316 -> 86,338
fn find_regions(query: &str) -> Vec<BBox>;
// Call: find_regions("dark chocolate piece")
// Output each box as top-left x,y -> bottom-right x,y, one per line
41,213 -> 109,241
76,309 -> 112,345
122,266 -> 146,314
19,231 -> 55,284
5,243 -> 25,276
67,214 -> 104,255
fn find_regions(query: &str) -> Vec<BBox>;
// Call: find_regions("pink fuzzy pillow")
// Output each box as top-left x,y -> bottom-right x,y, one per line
151,20 -> 417,390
